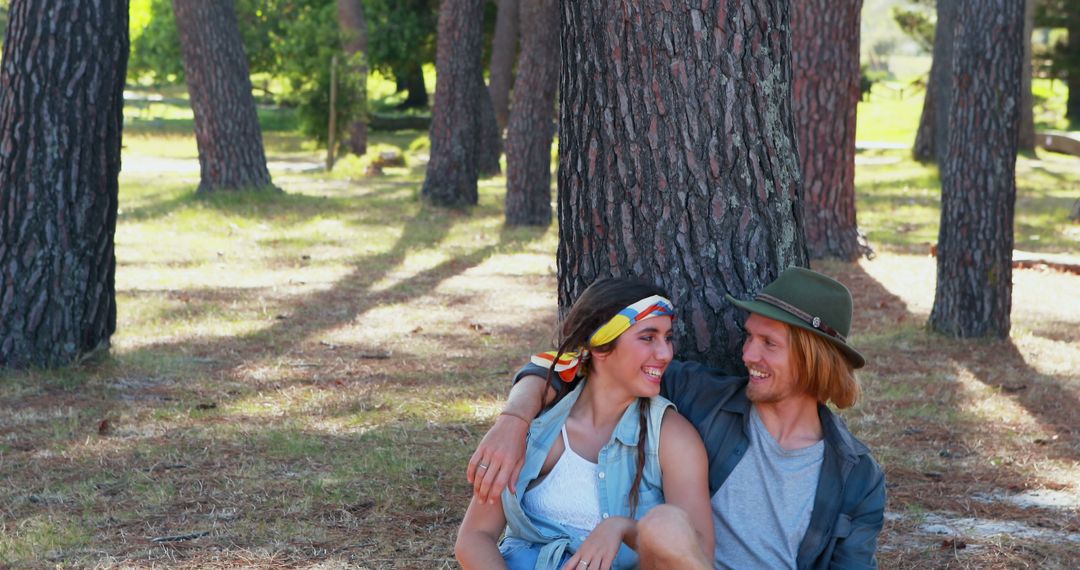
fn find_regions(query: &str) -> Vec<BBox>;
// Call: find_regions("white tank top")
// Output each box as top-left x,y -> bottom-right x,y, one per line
521,425 -> 602,533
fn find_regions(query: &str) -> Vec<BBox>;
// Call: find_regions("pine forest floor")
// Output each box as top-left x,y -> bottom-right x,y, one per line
1,113 -> 1079,568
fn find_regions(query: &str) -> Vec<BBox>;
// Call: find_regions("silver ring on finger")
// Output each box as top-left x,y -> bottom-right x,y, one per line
478,463 -> 489,470
578,561 -> 589,568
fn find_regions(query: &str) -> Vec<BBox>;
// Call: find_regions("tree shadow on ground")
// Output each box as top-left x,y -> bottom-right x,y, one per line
118,179 -> 412,226
821,261 -> 1080,568
822,261 -> 1080,566
115,206 -> 549,383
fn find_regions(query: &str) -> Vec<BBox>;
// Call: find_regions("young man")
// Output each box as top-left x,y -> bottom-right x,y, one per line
468,267 -> 885,569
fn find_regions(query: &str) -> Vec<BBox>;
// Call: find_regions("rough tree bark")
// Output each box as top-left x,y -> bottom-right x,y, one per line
791,0 -> 864,261
421,0 -> 485,206
558,0 -> 809,370
338,0 -> 369,156
930,0 -> 1024,339
0,1 -> 128,368
914,0 -> 958,163
1018,0 -> 1035,152
174,0 -> 275,193
489,0 -> 520,130
505,0 -> 558,226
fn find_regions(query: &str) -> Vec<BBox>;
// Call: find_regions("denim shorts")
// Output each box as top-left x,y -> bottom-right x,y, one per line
499,537 -> 571,570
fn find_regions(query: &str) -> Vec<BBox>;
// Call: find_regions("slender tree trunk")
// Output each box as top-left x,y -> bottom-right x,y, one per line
792,0 -> 865,261
913,82 -> 938,161
559,0 -> 808,370
338,0 -> 369,156
505,0 -> 558,226
422,0 -> 485,207
914,0 -> 959,163
930,0 -> 1024,339
489,0 -> 520,130
397,62 -> 430,109
174,0 -> 275,193
477,80 -> 504,176
0,0 -> 128,368
1018,0 -> 1036,151
1067,8 -> 1080,121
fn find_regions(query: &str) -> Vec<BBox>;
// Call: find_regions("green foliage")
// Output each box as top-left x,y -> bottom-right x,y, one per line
891,6 -> 934,54
274,1 -> 366,147
362,0 -> 439,79
129,0 -> 184,84
1034,1 -> 1079,95
128,0 -> 365,147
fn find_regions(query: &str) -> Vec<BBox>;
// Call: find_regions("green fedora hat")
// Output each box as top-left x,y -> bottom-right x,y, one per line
725,267 -> 865,369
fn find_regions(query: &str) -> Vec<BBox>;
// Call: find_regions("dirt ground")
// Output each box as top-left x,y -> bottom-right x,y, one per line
2,247 -> 1077,569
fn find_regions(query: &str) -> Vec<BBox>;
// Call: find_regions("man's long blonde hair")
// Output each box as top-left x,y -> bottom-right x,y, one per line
788,325 -> 860,409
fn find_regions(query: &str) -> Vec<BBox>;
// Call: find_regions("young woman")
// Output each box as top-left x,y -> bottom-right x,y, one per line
455,279 -> 713,570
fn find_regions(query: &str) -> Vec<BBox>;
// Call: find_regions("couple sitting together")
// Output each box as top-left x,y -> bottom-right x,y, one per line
455,267 -> 886,569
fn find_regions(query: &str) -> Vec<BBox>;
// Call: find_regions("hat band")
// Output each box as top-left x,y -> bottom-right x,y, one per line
754,293 -> 847,343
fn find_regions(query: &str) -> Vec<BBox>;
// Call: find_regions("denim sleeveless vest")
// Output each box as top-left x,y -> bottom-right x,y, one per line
499,381 -> 674,569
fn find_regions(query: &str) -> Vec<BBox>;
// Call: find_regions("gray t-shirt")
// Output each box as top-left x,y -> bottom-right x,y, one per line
711,406 -> 825,569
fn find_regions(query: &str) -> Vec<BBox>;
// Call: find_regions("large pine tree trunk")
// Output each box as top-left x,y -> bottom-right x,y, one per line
505,0 -> 558,226
558,0 -> 809,370
173,0 -> 275,193
1017,0 -> 1035,152
489,0 -> 520,130
930,0 -> 1024,339
791,0 -> 864,261
338,0 -> 369,156
914,0 -> 958,163
422,0 -> 485,206
0,0 -> 128,368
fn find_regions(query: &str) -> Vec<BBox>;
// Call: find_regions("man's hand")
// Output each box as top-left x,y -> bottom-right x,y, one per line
467,413 -> 530,503
561,517 -> 634,570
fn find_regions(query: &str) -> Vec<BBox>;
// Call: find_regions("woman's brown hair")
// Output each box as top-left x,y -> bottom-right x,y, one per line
543,278 -> 671,516
787,325 -> 860,409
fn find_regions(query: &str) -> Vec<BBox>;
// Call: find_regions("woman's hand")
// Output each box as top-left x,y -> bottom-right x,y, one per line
467,413 -> 530,503
561,517 -> 634,570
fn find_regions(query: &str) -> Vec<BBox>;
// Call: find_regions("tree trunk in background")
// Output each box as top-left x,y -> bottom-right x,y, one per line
505,0 -> 558,226
1018,0 -> 1035,152
791,0 -> 864,261
477,81 -> 504,176
558,0 -> 809,371
174,0 -> 275,193
913,82 -> 937,161
0,1 -> 128,368
338,0 -> 369,156
422,0 -> 485,206
930,0 -> 1023,339
489,0 -> 520,130
914,0 -> 958,163
396,62 -> 430,109
1067,8 -> 1080,121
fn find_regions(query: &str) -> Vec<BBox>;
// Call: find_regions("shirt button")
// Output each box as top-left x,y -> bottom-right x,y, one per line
598,471 -> 605,479
602,513 -> 609,519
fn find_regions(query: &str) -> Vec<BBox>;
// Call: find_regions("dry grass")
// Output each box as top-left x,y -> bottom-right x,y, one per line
1,124 -> 1078,568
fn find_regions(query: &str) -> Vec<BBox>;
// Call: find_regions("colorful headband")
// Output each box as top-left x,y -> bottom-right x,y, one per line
531,295 -> 675,383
